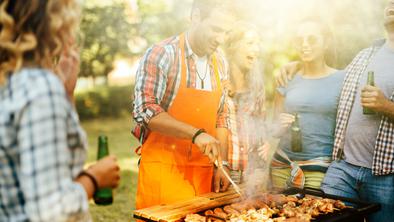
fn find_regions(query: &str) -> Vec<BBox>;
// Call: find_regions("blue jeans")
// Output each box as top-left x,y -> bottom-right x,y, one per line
321,160 -> 394,222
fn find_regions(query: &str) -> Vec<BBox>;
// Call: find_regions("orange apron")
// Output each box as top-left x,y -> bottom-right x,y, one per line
136,34 -> 223,209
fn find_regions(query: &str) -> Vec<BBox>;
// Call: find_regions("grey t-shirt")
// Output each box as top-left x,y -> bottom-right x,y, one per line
344,43 -> 394,168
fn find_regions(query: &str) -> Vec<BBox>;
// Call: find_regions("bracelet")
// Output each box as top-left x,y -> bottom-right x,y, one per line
192,128 -> 206,144
78,170 -> 99,193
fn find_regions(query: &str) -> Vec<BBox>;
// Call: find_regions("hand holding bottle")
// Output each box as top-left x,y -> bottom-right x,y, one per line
87,155 -> 120,189
361,85 -> 391,114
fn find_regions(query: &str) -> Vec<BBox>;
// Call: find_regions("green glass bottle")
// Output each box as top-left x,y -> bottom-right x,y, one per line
93,135 -> 113,205
363,71 -> 375,115
291,114 -> 302,152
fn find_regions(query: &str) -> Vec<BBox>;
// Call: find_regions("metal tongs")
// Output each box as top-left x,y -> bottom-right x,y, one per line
215,156 -> 245,199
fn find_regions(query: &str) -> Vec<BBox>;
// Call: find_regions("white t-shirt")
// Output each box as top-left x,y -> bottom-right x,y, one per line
194,55 -> 212,91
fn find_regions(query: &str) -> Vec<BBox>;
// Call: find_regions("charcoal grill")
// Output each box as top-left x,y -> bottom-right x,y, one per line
133,186 -> 380,222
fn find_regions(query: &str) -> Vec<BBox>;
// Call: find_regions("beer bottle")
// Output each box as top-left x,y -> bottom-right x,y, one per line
94,135 -> 113,205
363,71 -> 375,115
291,114 -> 302,152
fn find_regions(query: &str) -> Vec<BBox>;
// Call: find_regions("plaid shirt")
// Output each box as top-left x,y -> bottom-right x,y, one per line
225,91 -> 265,171
132,34 -> 229,143
0,69 -> 90,221
333,39 -> 394,175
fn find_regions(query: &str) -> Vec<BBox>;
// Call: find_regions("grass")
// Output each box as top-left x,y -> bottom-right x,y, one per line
81,116 -> 140,222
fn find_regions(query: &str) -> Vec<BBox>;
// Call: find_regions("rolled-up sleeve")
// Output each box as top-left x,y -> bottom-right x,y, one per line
133,46 -> 171,129
18,76 -> 89,221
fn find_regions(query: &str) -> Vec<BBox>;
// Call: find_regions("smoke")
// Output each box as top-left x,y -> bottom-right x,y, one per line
242,118 -> 281,197
226,59 -> 283,197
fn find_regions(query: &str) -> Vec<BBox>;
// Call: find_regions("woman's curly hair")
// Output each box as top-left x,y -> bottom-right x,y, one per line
0,0 -> 80,84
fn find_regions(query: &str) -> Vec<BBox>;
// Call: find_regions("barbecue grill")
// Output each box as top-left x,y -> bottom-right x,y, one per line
133,186 -> 380,222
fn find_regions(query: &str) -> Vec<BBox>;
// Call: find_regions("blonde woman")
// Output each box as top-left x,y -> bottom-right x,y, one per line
0,1 -> 120,221
217,22 -> 266,186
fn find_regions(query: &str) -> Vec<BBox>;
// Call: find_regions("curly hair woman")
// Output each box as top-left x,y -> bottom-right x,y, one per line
217,22 -> 267,187
0,1 -> 120,221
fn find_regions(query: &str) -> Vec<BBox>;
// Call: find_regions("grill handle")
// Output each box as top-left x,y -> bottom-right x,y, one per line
283,187 -> 327,197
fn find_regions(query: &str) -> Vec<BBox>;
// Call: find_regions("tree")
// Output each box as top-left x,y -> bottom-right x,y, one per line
80,0 -> 133,83
130,0 -> 191,52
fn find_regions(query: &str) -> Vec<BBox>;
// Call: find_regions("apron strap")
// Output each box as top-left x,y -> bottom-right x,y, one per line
211,54 -> 222,92
179,34 -> 187,88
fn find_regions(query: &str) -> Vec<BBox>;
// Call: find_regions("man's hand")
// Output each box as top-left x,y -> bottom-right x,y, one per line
213,166 -> 231,193
361,85 -> 392,114
194,133 -> 221,162
274,61 -> 301,87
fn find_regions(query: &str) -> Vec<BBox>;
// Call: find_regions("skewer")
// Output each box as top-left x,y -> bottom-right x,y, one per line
214,159 -> 245,200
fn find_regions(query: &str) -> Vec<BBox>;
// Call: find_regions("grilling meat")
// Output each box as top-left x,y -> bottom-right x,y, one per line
204,210 -> 214,216
223,206 -> 240,216
214,208 -> 228,218
185,214 -> 206,222
186,194 -> 348,222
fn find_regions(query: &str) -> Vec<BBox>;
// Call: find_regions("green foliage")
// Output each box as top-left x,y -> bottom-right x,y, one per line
75,85 -> 133,120
80,0 -> 133,79
134,0 -> 191,48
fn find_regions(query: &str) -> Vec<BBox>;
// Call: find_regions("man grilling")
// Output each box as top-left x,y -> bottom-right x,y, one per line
132,0 -> 238,209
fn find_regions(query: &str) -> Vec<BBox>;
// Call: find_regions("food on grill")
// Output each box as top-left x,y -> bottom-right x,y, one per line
185,213 -> 206,222
185,194 -> 349,222
214,208 -> 228,218
223,205 -> 240,216
204,210 -> 214,217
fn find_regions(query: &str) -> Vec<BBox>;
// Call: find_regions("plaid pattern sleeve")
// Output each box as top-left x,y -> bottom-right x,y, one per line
216,51 -> 229,129
332,47 -> 374,160
132,35 -> 230,142
133,44 -> 171,127
216,95 -> 229,128
0,69 -> 90,221
332,40 -> 394,175
225,96 -> 244,171
374,103 -> 394,175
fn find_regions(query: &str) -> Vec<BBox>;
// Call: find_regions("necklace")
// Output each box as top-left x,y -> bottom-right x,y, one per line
195,59 -> 209,89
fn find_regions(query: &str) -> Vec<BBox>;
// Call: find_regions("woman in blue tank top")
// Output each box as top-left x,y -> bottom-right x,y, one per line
271,17 -> 344,189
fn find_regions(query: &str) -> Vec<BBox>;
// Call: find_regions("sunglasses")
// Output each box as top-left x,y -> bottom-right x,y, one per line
294,35 -> 322,47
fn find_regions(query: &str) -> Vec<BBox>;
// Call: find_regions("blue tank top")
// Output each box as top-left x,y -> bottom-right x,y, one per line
277,71 -> 344,160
